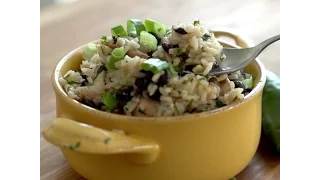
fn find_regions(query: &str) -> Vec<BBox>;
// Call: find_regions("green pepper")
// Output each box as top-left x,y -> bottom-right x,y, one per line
262,70 -> 280,152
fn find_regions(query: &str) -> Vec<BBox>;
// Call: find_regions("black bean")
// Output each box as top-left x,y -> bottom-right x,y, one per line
149,32 -> 161,46
179,71 -> 190,76
149,89 -> 161,101
116,86 -> 134,102
135,78 -> 149,94
112,36 -> 117,44
162,42 -> 171,53
174,28 -> 188,34
82,99 -> 97,109
234,81 -> 246,89
162,43 -> 180,53
243,88 -> 252,93
81,74 -> 87,86
147,51 -> 153,57
184,65 -> 196,72
171,44 -> 179,48
157,70 -> 169,86
140,70 -> 154,82
178,53 -> 189,61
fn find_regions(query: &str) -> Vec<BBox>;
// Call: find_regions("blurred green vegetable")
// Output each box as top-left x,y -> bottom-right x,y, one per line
262,70 -> 280,152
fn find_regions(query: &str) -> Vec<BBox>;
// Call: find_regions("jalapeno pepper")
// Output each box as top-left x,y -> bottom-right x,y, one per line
262,70 -> 280,152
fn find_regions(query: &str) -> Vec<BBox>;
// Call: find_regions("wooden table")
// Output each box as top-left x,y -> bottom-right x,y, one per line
40,0 -> 280,179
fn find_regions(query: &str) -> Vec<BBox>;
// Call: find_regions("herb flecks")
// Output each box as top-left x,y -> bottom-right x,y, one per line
177,48 -> 183,56
216,100 -> 225,108
193,20 -> 200,26
101,36 -> 107,41
65,141 -> 81,151
202,33 -> 211,41
104,137 -> 111,144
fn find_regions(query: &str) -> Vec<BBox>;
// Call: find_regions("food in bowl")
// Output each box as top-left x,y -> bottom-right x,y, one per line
58,19 -> 254,117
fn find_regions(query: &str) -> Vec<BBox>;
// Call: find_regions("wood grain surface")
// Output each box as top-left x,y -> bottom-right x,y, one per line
40,0 -> 280,179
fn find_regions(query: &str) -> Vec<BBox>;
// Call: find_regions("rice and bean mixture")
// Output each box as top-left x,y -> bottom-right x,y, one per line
59,19 -> 253,117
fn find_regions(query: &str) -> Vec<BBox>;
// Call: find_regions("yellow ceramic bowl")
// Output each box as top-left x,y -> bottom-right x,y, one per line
43,28 -> 266,180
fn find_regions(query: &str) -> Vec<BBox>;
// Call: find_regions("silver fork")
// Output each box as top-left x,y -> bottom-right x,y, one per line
209,34 -> 280,76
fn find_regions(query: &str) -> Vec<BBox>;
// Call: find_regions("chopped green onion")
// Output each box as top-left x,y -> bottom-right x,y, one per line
127,19 -> 146,36
100,92 -> 118,111
107,47 -> 125,70
177,48 -> 183,56
139,31 -> 158,52
141,58 -> 169,73
111,25 -> 128,37
82,43 -> 97,61
144,18 -> 166,37
168,65 -> 177,75
241,75 -> 253,89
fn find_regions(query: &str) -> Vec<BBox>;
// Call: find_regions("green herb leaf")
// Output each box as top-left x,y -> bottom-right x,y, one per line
101,36 -> 107,42
216,100 -> 225,108
104,137 -> 111,144
177,48 -> 183,56
75,141 -> 81,148
193,20 -> 200,26
173,66 -> 183,73
66,141 -> 81,151
202,33 -> 211,41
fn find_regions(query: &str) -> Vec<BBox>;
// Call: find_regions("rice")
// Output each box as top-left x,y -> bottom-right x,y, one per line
59,19 -> 254,117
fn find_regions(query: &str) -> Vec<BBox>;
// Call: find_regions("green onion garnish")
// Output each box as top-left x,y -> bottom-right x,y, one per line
111,25 -> 128,37
241,75 -> 253,89
100,92 -> 118,111
139,31 -> 158,52
177,48 -> 183,56
168,65 -> 177,75
141,58 -> 169,73
107,47 -> 125,70
82,43 -> 97,61
144,18 -> 166,37
127,19 -> 146,36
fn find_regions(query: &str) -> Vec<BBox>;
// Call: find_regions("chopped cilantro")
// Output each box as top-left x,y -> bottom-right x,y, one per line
193,20 -> 200,26
202,33 -> 211,41
104,137 -> 111,144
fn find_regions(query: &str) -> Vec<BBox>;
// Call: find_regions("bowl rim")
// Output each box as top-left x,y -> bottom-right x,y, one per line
51,39 -> 266,123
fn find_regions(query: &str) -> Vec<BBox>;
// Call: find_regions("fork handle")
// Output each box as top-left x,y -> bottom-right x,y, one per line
257,35 -> 280,52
